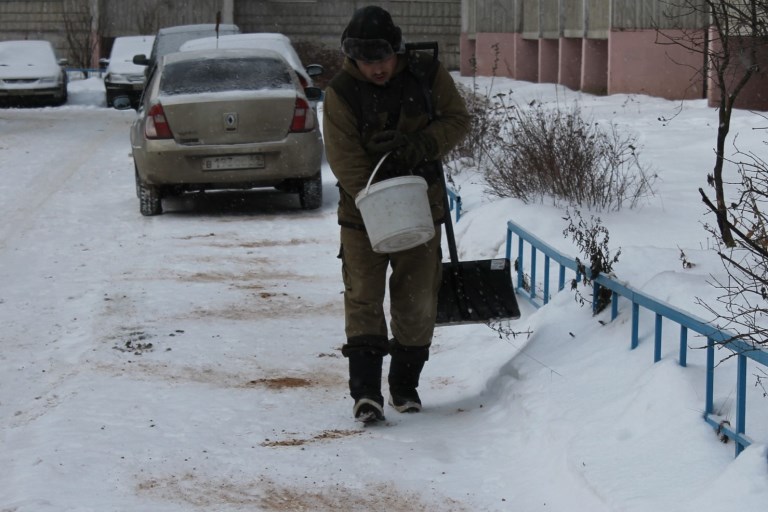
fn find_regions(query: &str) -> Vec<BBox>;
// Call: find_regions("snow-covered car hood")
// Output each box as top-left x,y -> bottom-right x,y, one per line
0,40 -> 62,80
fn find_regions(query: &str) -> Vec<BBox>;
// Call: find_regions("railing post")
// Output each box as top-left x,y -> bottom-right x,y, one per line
517,237 -> 524,290
679,326 -> 688,367
631,302 -> 640,350
654,313 -> 663,362
530,246 -> 537,300
736,353 -> 747,456
592,282 -> 599,315
558,265 -> 566,291
505,226 -> 512,260
543,255 -> 551,305
706,337 -> 714,415
611,291 -> 619,321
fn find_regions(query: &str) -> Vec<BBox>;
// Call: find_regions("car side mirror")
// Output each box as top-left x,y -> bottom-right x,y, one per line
99,58 -> 109,67
305,64 -> 324,77
304,86 -> 323,102
58,58 -> 69,66
133,54 -> 149,66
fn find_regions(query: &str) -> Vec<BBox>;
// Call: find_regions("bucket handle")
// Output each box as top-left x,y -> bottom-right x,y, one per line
362,151 -> 394,196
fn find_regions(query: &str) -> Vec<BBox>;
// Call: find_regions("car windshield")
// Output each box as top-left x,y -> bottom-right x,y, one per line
160,57 -> 293,95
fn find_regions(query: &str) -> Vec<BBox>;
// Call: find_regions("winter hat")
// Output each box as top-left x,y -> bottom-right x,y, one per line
341,5 -> 403,61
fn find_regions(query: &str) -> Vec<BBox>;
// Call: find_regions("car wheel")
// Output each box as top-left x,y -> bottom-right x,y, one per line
136,171 -> 162,216
298,172 -> 322,210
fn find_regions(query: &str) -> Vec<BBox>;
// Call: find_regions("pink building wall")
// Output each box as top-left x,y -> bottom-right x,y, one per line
459,32 -> 538,82
581,38 -> 608,95
538,39 -> 559,84
474,33 -> 517,77
459,33 -> 476,76
514,36 -> 538,82
558,37 -> 582,90
608,29 -> 703,100
706,29 -> 768,111
460,26 -> 767,111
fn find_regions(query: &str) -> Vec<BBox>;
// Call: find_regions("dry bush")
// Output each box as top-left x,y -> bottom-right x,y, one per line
482,99 -> 657,211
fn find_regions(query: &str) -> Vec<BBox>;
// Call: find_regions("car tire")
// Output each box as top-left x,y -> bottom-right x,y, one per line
299,172 -> 322,210
136,171 -> 162,216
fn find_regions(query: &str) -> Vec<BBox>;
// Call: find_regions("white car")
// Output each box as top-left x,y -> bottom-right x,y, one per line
102,35 -> 155,109
0,40 -> 68,106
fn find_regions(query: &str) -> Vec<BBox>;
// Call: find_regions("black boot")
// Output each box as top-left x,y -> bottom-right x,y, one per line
344,338 -> 388,423
388,342 -> 429,413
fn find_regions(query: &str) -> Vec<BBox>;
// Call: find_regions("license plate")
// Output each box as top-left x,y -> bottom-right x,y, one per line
202,154 -> 264,171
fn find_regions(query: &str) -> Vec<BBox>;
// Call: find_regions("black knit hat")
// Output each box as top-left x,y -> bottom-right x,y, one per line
341,5 -> 403,61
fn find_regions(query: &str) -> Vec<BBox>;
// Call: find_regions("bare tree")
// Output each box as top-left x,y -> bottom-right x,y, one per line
62,0 -> 103,69
134,0 -> 174,35
698,135 -> 768,354
658,0 -> 768,247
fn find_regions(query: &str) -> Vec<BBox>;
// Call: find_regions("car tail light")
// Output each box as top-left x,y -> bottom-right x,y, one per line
290,97 -> 314,132
145,103 -> 173,139
298,75 -> 308,89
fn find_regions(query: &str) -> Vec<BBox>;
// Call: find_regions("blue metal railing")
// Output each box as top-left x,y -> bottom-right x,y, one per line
504,219 -> 767,457
446,187 -> 462,223
443,191 -> 766,457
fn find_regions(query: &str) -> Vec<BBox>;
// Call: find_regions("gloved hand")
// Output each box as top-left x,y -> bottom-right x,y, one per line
365,130 -> 408,154
366,130 -> 438,170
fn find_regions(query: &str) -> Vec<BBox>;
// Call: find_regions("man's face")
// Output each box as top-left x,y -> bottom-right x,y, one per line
356,54 -> 397,86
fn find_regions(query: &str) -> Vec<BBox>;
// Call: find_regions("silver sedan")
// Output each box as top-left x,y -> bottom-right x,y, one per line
130,48 -> 324,216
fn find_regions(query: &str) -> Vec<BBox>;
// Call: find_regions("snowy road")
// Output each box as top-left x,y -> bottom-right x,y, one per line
0,107 -> 514,511
1,82 -> 766,512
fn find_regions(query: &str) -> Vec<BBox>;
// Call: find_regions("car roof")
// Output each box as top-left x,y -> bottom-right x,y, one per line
179,33 -> 308,82
157,24 -> 240,35
162,47 -> 291,66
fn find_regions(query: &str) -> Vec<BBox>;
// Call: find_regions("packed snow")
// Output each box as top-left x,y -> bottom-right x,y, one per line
0,75 -> 765,511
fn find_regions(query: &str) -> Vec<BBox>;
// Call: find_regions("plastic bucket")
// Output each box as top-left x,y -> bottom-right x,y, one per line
355,152 -> 435,253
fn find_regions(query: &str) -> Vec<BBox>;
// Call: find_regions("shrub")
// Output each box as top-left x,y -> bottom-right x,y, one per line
480,98 -> 657,211
563,209 -> 620,314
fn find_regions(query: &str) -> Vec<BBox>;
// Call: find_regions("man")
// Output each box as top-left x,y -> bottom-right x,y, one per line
323,5 -> 470,423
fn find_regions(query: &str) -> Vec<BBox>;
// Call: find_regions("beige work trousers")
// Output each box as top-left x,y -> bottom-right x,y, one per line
340,226 -> 442,348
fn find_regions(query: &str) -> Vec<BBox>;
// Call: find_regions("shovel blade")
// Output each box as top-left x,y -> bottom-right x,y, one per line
436,258 -> 521,326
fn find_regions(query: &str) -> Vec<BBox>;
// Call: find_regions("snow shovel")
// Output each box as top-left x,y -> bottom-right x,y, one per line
435,164 -> 520,325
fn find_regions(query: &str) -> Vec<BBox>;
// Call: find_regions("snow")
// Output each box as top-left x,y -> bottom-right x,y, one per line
0,40 -> 62,80
0,75 -> 765,511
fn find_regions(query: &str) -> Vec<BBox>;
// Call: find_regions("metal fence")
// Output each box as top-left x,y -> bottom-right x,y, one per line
445,188 -> 768,457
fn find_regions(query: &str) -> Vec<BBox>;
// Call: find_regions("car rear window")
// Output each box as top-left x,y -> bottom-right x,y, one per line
160,57 -> 293,95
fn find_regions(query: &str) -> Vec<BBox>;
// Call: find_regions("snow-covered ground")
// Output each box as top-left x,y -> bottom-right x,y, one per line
0,76 -> 765,511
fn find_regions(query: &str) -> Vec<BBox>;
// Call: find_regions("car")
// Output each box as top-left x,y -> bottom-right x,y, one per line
0,40 -> 68,106
130,48 -> 324,216
179,33 -> 324,92
132,23 -> 240,91
101,35 -> 155,109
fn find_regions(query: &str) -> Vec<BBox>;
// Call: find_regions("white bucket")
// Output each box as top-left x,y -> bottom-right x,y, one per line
355,152 -> 435,253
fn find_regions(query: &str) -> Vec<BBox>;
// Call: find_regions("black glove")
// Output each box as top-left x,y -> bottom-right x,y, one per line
366,130 -> 438,171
